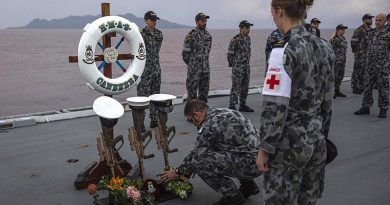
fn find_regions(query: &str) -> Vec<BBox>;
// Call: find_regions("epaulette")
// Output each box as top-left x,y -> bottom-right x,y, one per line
185,33 -> 193,41
140,28 -> 144,33
273,39 -> 286,48
230,37 -> 237,46
230,34 -> 240,43
355,25 -> 365,32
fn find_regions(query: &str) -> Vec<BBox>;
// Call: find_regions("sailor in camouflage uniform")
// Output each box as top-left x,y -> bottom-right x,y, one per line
227,20 -> 255,112
330,24 -> 349,98
265,29 -> 284,72
161,99 -> 262,205
257,1 -> 335,204
354,13 -> 390,118
137,11 -> 163,128
182,13 -> 212,103
351,14 -> 374,94
308,18 -> 321,37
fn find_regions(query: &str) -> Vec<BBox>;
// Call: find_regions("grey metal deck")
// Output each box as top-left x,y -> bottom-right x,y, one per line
1,82 -> 389,205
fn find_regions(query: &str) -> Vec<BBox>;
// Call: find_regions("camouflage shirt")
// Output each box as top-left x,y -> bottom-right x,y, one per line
363,27 -> 390,59
227,34 -> 251,67
304,23 -> 321,37
330,35 -> 348,60
351,24 -> 373,54
178,108 -> 260,176
265,29 -> 284,63
140,26 -> 163,73
260,25 -> 335,154
182,28 -> 212,72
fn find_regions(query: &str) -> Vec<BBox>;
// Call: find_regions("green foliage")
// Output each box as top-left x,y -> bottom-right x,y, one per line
161,166 -> 193,199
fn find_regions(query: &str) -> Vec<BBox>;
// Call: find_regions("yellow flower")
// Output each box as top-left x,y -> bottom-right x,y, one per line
106,177 -> 124,191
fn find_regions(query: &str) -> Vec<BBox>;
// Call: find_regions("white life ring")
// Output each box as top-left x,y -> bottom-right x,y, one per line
77,16 -> 146,95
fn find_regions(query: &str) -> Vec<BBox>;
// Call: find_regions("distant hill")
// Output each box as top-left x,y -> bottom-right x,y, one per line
10,13 -> 192,29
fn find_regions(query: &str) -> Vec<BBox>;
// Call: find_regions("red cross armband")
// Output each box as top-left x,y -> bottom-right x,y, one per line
262,44 -> 291,98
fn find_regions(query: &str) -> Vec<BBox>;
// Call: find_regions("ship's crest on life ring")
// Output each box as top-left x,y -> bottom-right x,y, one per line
77,16 -> 146,95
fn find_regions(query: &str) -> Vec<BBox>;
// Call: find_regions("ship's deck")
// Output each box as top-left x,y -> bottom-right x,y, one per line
1,82 -> 389,205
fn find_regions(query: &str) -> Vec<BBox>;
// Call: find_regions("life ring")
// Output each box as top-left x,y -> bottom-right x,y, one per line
77,16 -> 146,95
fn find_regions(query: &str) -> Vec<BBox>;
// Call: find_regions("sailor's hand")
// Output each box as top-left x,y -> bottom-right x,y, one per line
160,169 -> 178,182
256,149 -> 269,172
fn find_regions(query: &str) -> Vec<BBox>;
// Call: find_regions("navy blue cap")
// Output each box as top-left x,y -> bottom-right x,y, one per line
144,11 -> 160,20
195,12 -> 210,21
310,18 -> 321,24
336,24 -> 348,30
362,14 -> 374,20
239,20 -> 253,27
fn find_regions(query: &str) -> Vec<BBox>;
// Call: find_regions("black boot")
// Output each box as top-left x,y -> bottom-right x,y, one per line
354,107 -> 370,115
378,108 -> 387,118
239,105 -> 254,112
239,179 -> 260,198
212,192 -> 245,205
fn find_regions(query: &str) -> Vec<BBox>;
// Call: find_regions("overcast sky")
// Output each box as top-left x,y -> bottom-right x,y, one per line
1,0 -> 389,29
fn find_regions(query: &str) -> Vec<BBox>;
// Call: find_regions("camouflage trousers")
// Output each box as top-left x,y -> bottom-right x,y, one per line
362,57 -> 389,109
263,140 -> 326,205
334,57 -> 346,92
190,148 -> 262,197
186,70 -> 210,102
229,65 -> 250,107
137,70 -> 161,122
351,53 -> 366,93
